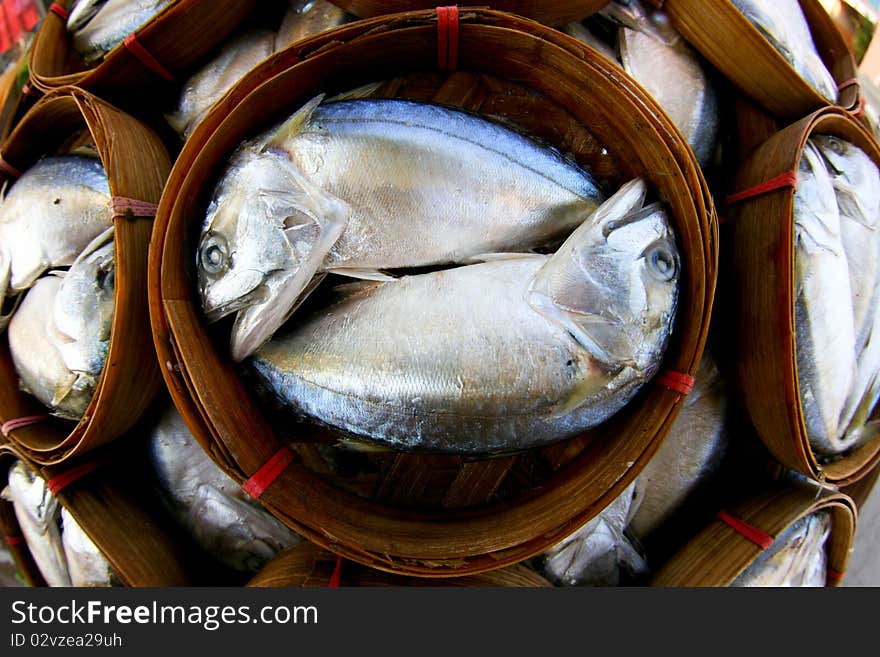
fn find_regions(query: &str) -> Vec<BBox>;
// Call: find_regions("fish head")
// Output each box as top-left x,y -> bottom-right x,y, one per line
812,135 -> 880,229
530,179 -> 679,371
197,149 -> 349,359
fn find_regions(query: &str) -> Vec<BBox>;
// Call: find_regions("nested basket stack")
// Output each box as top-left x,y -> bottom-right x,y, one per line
149,7 -> 718,577
0,86 -> 169,465
327,1 -> 610,26
651,484 -> 857,586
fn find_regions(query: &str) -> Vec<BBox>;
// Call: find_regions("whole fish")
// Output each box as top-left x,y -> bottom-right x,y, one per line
627,351 -> 728,543
2,460 -> 71,587
248,179 -> 679,453
537,482 -> 647,586
8,240 -> 115,420
149,404 -> 302,573
730,0 -> 838,102
275,0 -> 350,50
730,511 -> 830,587
795,140 -> 856,456
199,96 -> 607,361
61,507 -> 118,587
0,155 -> 112,328
166,29 -> 276,140
68,0 -> 173,65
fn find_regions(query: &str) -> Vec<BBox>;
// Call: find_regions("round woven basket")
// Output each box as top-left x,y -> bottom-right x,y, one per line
149,8 -> 717,577
328,1 -> 610,26
0,45 -> 37,147
0,87 -> 169,465
729,106 -> 880,486
648,0 -> 859,120
248,541 -> 552,587
651,484 -> 857,587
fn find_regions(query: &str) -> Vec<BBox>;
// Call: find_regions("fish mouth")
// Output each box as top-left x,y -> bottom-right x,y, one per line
202,284 -> 270,324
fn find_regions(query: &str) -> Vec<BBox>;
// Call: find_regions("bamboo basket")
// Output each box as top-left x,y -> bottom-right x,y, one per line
149,8 -> 717,577
651,484 -> 857,586
0,45 -> 37,147
729,107 -> 880,486
0,450 -> 46,587
248,541 -> 552,587
646,0 -> 859,120
27,0 -> 261,104
0,87 -> 169,465
328,1 -> 610,26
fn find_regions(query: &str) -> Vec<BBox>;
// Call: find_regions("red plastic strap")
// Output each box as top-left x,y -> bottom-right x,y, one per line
1,414 -> 50,438
826,568 -> 845,584
48,2 -> 68,20
437,6 -> 459,71
242,447 -> 295,499
21,83 -> 39,98
725,171 -> 798,205
717,510 -> 774,550
837,77 -> 858,92
655,370 -> 695,396
46,461 -> 102,496
0,154 -> 21,179
855,97 -> 867,119
111,196 -> 158,219
123,33 -> 174,82
328,555 -> 343,587
4,535 -> 24,547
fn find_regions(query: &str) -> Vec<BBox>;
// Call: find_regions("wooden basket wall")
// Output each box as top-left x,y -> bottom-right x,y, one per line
651,485 -> 857,586
149,8 -> 717,577
248,542 -> 552,587
0,87 -> 169,465
649,0 -> 859,119
730,107 -> 880,486
328,1 -> 610,26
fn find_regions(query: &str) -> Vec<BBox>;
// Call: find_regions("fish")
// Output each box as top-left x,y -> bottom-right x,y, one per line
598,0 -> 680,47
730,511 -> 830,587
560,21 -> 619,63
730,0 -> 838,103
60,507 -> 117,587
627,351 -> 728,543
537,482 -> 647,586
794,140 -> 857,456
275,0 -> 351,50
1,460 -> 71,587
7,239 -> 115,420
199,96 -> 607,361
247,179 -> 679,453
68,0 -> 173,65
148,404 -> 302,573
0,155 -> 112,329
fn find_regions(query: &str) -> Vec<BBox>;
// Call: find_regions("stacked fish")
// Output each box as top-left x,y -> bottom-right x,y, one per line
794,136 -> 880,458
0,154 -> 115,420
195,92 -> 681,453
0,460 -> 118,587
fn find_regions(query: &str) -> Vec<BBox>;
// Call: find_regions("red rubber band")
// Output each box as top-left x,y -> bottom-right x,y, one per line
717,510 -> 774,550
855,97 -> 867,119
725,171 -> 798,205
328,555 -> 343,587
4,535 -> 24,547
826,568 -> 845,584
242,447 -> 295,499
1,415 -> 50,438
123,33 -> 174,82
21,83 -> 39,98
837,77 -> 858,92
655,370 -> 695,396
46,461 -> 102,496
111,197 -> 158,219
0,154 -> 22,179
49,3 -> 68,20
437,6 -> 459,71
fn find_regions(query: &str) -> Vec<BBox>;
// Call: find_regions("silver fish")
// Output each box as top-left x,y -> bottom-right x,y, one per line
60,507 -> 117,587
730,0 -> 838,102
0,155 -> 111,328
627,351 -> 728,542
795,140 -> 856,456
537,482 -> 647,587
248,179 -> 679,453
166,29 -> 276,140
67,0 -> 109,33
1,460 -> 71,587
199,96 -> 607,361
68,0 -> 173,65
730,511 -> 830,587
598,0 -> 680,46
8,239 -> 115,420
149,404 -> 302,573
275,0 -> 350,50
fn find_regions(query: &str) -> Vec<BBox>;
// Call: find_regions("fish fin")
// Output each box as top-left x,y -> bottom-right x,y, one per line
70,226 -> 115,269
461,252 -> 544,264
325,82 -> 384,103
50,373 -> 81,409
549,369 -> 617,417
324,267 -> 396,281
260,94 -> 324,152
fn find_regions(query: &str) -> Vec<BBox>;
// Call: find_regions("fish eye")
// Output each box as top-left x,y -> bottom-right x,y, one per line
827,137 -> 846,155
645,243 -> 678,282
199,233 -> 229,276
